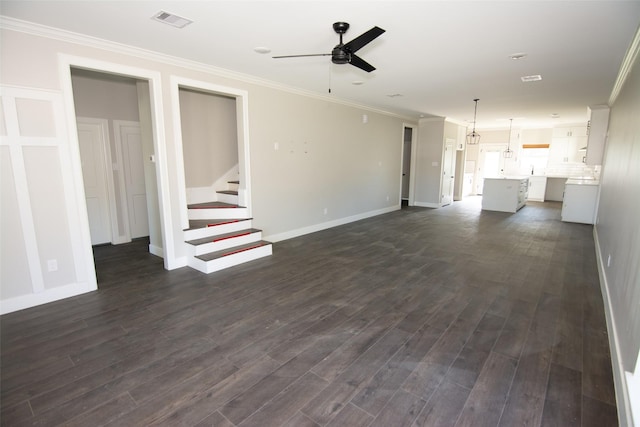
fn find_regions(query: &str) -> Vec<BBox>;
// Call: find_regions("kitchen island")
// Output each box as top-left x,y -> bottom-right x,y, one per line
482,177 -> 529,213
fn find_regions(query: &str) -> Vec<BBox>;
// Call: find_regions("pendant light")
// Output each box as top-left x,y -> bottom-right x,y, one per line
504,118 -> 514,158
466,98 -> 481,145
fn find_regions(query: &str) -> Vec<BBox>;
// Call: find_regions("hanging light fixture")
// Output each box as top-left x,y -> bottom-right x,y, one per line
466,98 -> 481,145
504,118 -> 514,158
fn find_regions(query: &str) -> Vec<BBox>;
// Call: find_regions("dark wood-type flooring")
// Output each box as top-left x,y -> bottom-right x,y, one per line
1,197 -> 618,426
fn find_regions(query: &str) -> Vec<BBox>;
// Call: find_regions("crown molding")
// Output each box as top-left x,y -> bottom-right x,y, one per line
610,23 -> 640,105
0,16 -> 416,122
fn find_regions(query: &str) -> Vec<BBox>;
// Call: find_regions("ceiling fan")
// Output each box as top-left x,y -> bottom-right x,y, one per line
273,22 -> 385,72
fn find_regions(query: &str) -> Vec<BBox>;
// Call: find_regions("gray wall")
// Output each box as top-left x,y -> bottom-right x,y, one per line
179,88 -> 238,188
596,48 -> 640,372
0,26 -> 412,312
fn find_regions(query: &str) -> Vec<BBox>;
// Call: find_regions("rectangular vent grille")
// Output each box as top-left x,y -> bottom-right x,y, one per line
152,11 -> 193,29
521,74 -> 542,83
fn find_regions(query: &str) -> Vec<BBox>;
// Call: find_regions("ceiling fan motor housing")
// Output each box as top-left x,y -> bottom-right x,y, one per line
332,46 -> 350,64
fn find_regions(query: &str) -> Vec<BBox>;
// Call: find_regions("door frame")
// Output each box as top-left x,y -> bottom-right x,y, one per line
441,138 -> 456,206
59,55 -> 175,277
401,123 -> 418,206
476,143 -> 508,194
169,76 -> 252,230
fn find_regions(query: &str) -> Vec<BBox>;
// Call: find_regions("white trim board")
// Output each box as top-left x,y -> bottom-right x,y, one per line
593,226 -> 635,427
170,76 -> 253,230
264,205 -> 400,243
57,54 -> 178,270
1,282 -> 94,315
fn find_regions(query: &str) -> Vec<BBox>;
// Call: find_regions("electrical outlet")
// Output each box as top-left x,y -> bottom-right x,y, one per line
607,254 -> 612,267
47,259 -> 58,272
323,208 -> 328,215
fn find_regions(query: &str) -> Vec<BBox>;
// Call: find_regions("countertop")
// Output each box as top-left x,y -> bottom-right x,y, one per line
565,178 -> 600,186
484,176 -> 529,181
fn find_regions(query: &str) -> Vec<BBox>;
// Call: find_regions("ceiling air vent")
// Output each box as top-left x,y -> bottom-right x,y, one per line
152,11 -> 193,29
521,74 -> 542,83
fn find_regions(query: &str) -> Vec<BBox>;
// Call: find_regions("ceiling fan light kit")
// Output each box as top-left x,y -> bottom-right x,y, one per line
273,22 -> 385,73
466,98 -> 481,145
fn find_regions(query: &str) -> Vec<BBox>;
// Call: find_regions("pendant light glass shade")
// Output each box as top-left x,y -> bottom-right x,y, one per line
466,99 -> 481,145
504,118 -> 514,158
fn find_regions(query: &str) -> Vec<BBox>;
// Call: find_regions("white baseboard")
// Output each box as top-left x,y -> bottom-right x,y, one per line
413,201 -> 441,208
627,362 -> 640,426
593,226 -> 634,427
149,244 -> 164,258
265,205 -> 400,243
0,282 -> 96,315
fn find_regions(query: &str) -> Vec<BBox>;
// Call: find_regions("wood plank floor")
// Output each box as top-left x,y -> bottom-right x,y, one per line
0,197 -> 618,426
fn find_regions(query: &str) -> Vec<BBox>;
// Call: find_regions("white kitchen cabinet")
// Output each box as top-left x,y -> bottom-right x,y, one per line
550,126 -> 587,164
561,179 -> 599,224
482,177 -> 529,213
527,176 -> 547,201
585,105 -> 610,166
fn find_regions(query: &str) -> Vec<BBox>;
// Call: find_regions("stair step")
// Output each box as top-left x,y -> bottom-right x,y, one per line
184,218 -> 253,241
228,180 -> 239,184
186,228 -> 261,246
186,218 -> 251,230
216,190 -> 238,196
196,240 -> 272,262
188,201 -> 242,209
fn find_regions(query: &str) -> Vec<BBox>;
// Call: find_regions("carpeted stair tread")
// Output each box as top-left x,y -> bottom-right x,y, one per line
186,228 -> 262,246
196,240 -> 271,262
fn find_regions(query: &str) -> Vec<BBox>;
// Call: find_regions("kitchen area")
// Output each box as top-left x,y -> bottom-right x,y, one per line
473,105 -> 609,224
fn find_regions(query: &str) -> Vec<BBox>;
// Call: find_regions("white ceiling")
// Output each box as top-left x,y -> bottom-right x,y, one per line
2,1 -> 640,129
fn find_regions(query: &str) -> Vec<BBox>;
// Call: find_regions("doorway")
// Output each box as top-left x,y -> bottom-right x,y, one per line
441,139 -> 456,206
66,65 -> 167,287
476,144 -> 507,194
71,69 -> 155,251
401,124 -> 417,207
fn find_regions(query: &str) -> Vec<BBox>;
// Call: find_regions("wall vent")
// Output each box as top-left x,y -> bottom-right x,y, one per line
521,74 -> 542,82
152,11 -> 193,29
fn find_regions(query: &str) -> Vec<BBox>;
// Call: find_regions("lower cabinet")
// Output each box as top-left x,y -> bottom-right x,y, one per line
561,182 -> 599,224
527,176 -> 547,201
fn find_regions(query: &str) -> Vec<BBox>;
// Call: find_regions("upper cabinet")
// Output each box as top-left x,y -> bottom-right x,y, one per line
550,125 -> 587,164
585,105 -> 610,166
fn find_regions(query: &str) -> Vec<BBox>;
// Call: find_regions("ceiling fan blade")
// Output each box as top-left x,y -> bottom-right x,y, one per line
272,53 -> 331,59
343,26 -> 385,53
349,54 -> 376,72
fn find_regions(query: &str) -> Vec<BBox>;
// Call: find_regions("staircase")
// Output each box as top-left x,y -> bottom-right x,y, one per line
184,181 -> 272,274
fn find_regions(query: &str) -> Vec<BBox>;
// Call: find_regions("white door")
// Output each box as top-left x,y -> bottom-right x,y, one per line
401,127 -> 412,199
116,121 -> 149,239
477,144 -> 507,194
441,141 -> 456,206
78,121 -> 112,245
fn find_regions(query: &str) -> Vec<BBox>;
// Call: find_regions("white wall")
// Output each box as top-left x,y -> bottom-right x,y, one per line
0,24 -> 413,312
594,33 -> 640,426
